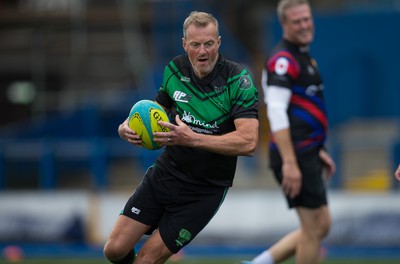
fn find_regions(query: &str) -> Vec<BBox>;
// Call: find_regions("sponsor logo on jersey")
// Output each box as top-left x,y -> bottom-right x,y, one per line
305,84 -> 324,96
131,207 -> 141,215
239,75 -> 253,90
275,57 -> 289,75
182,111 -> 219,129
180,76 -> 191,82
173,91 -> 192,103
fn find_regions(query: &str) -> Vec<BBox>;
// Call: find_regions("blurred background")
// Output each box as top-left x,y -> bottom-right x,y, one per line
1,0 -> 400,262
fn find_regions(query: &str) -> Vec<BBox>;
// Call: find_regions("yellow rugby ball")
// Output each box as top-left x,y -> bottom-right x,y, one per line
128,100 -> 170,150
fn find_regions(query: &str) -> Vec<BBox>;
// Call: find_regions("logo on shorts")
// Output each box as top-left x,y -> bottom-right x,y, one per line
175,229 -> 192,247
131,207 -> 141,215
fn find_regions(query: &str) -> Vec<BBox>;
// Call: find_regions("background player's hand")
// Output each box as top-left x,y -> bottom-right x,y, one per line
395,164 -> 400,181
319,149 -> 336,178
154,115 -> 195,147
118,118 -> 142,147
282,161 -> 302,198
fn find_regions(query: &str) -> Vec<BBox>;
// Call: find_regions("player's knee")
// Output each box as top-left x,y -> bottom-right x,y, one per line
103,240 -> 125,262
319,223 -> 330,239
103,243 -> 116,262
305,214 -> 331,240
317,215 -> 331,239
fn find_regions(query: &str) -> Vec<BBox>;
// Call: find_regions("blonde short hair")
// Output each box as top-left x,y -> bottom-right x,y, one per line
277,0 -> 310,22
182,11 -> 219,39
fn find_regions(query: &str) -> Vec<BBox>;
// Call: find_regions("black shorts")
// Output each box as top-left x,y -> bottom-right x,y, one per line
121,166 -> 228,253
272,149 -> 327,209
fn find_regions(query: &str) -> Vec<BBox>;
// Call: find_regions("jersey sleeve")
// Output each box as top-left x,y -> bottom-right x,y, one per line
229,67 -> 259,120
266,50 -> 300,89
155,62 -> 175,109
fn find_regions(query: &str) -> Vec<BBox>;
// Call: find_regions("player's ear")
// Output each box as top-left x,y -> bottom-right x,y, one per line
217,36 -> 221,47
182,38 -> 188,53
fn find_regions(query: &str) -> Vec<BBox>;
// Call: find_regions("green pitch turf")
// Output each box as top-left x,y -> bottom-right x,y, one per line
1,257 -> 400,264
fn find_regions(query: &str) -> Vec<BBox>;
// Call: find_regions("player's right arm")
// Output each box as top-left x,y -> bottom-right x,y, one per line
118,117 -> 143,147
273,128 -> 302,198
263,64 -> 301,198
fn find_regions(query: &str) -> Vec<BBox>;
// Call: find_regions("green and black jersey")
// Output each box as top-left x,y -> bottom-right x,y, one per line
155,54 -> 258,187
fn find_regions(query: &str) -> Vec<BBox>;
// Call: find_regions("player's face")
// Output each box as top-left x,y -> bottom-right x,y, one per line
182,23 -> 221,78
282,4 -> 314,46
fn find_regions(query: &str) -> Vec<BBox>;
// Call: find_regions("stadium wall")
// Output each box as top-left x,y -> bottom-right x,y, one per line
2,190 -> 400,249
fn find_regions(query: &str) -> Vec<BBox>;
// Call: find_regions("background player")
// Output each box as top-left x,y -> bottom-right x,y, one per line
241,0 -> 335,263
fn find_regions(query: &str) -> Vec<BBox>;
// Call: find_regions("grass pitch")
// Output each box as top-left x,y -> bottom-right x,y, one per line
1,257 -> 400,264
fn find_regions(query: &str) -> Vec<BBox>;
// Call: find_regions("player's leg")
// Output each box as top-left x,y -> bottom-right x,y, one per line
263,166 -> 299,263
156,180 -> 229,260
253,206 -> 330,264
239,164 -> 297,264
135,229 -> 173,264
295,205 -> 331,264
104,166 -> 163,264
294,149 -> 331,264
241,229 -> 299,264
104,215 -> 150,263
268,229 -> 300,262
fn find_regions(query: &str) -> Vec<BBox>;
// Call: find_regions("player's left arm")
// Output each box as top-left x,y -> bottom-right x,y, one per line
154,115 -> 259,156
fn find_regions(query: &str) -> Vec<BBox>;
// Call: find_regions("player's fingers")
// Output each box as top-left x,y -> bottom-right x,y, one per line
282,181 -> 291,196
175,115 -> 184,125
286,180 -> 300,198
126,137 -> 142,147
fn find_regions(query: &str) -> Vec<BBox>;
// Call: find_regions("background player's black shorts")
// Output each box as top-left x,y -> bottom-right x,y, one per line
121,166 -> 228,253
272,149 -> 328,209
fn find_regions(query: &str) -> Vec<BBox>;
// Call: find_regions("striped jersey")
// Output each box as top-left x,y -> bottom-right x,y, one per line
264,39 -> 327,164
155,54 -> 258,187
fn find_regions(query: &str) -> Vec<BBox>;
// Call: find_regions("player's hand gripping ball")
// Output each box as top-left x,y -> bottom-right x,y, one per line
128,100 -> 170,150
